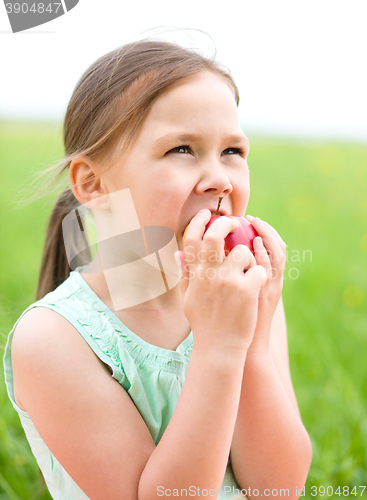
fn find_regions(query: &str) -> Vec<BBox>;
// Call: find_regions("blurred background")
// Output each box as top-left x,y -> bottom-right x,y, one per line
0,0 -> 366,498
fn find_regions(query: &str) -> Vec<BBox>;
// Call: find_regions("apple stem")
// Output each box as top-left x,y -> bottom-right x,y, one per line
215,196 -> 223,216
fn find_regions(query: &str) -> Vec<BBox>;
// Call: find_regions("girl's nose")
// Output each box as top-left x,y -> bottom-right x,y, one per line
196,160 -> 234,197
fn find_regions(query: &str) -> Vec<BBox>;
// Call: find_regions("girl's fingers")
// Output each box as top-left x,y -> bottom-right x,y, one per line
182,210 -> 241,274
253,237 -> 273,279
246,215 -> 286,250
247,217 -> 286,273
225,243 -> 257,274
201,216 -> 240,268
261,220 -> 287,249
182,209 -> 212,269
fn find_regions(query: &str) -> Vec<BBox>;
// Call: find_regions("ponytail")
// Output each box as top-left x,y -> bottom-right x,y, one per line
36,189 -> 81,300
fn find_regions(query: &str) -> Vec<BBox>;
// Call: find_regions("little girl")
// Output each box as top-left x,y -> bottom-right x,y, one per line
3,38 -> 312,500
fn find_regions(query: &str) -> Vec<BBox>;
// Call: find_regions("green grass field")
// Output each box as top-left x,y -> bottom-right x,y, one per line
0,120 -> 366,499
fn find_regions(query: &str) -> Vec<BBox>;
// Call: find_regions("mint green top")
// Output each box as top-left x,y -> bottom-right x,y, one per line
3,267 -> 246,500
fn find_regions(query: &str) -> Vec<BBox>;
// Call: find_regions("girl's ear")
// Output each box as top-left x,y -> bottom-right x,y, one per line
69,157 -> 111,210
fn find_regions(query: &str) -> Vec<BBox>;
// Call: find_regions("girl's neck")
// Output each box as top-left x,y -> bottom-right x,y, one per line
79,252 -> 184,313
78,255 -> 191,351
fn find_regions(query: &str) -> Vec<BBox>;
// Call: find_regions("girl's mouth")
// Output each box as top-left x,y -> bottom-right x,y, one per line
180,208 -> 229,239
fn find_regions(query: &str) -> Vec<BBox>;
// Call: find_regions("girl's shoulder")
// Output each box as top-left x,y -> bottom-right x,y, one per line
14,305 -> 65,335
12,304 -> 94,350
10,272 -> 129,381
11,306 -> 112,410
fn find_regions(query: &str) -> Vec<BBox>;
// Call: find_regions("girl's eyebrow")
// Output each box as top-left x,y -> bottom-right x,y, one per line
152,132 -> 250,150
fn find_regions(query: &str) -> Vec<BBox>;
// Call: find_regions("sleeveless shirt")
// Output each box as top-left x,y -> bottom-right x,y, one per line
3,266 -> 247,500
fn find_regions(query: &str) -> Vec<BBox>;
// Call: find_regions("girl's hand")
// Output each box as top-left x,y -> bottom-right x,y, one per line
174,209 -> 268,355
244,215 -> 287,354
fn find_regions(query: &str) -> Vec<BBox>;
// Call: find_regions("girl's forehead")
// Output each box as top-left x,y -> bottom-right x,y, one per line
154,71 -> 234,104
144,75 -> 239,128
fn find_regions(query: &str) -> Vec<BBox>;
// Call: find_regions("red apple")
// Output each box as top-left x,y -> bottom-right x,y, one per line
182,214 -> 258,256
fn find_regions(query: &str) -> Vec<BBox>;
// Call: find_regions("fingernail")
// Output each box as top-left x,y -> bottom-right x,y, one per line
174,251 -> 181,266
246,214 -> 254,219
198,209 -> 210,215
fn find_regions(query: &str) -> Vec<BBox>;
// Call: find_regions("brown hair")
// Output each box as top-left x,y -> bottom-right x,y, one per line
32,35 -> 240,301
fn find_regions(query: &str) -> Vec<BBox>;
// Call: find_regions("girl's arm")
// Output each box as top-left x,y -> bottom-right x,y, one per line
229,217 -> 312,499
230,301 -> 312,499
230,351 -> 312,500
268,296 -> 301,419
139,344 -> 248,499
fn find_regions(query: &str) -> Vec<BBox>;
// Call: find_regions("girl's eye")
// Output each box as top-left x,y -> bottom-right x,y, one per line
166,146 -> 245,156
222,147 -> 244,156
167,145 -> 191,154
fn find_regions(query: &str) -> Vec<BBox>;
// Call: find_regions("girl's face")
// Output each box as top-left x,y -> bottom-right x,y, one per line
98,70 -> 250,251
